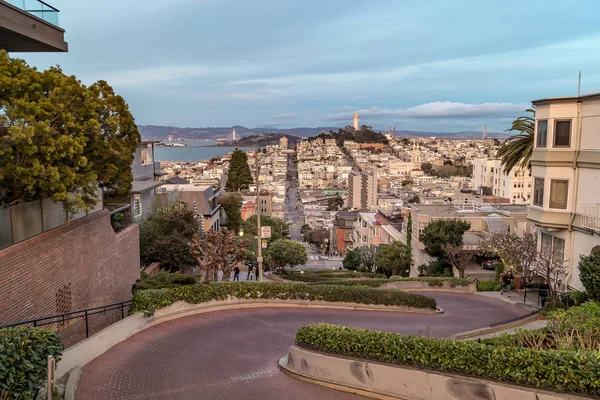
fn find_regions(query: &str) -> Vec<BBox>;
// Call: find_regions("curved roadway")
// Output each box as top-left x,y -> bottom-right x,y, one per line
76,292 -> 526,400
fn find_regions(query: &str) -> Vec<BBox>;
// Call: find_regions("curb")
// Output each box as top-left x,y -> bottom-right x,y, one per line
450,314 -> 539,340
64,365 -> 81,400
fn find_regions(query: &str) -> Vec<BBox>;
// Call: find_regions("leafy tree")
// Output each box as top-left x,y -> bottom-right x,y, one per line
420,219 -> 471,276
308,228 -> 329,245
327,195 -> 344,211
140,205 -> 200,272
578,249 -> 600,301
420,162 -> 433,174
300,224 -> 311,234
342,249 -> 360,270
407,195 -> 420,204
218,192 -> 243,233
478,232 -> 537,275
375,242 -> 412,276
242,215 -> 289,241
406,213 -> 413,271
312,125 -> 388,146
497,108 -> 535,173
225,149 -> 253,191
0,51 -> 141,212
357,245 -> 378,272
188,230 -> 248,281
443,159 -> 453,166
401,179 -> 413,186
420,219 -> 471,259
264,239 -> 308,272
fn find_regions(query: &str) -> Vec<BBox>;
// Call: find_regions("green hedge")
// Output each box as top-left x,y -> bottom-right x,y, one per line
284,271 -> 385,283
306,279 -> 388,288
295,323 -> 600,396
134,271 -> 197,291
0,327 -> 63,399
130,282 -> 437,315
388,277 -> 470,287
476,279 -> 515,291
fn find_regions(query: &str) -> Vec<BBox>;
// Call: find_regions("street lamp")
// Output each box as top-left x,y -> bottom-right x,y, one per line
255,147 -> 295,282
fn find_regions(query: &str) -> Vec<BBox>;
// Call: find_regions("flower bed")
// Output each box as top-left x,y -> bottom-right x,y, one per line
130,282 -> 437,315
295,323 -> 600,396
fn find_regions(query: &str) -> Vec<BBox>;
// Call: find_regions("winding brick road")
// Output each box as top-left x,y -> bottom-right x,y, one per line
76,292 -> 526,400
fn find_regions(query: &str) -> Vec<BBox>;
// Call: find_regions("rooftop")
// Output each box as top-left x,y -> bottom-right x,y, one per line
532,92 -> 600,105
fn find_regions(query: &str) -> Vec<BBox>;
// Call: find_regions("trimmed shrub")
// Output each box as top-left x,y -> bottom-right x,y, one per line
387,277 -> 470,287
130,282 -> 437,315
284,271 -> 385,283
295,323 -> 600,396
306,279 -> 388,288
134,271 -> 197,291
476,279 -> 514,291
0,327 -> 63,399
578,250 -> 600,301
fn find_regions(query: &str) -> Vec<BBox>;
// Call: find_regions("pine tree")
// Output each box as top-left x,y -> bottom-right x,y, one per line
225,149 -> 253,191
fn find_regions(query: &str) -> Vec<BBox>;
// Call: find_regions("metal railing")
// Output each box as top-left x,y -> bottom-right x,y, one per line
578,203 -> 600,231
5,0 -> 60,26
107,204 -> 134,233
489,309 -> 542,327
0,300 -> 131,339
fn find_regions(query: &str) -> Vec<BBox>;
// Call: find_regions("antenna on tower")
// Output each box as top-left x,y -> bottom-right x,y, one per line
483,125 -> 487,140
578,71 -> 582,97
393,126 -> 396,137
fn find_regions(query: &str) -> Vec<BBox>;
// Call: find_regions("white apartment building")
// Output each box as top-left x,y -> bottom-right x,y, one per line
528,92 -> 600,290
472,158 -> 531,204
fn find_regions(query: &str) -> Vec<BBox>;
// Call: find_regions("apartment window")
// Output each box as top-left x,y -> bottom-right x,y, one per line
536,120 -> 548,148
375,227 -> 381,237
554,120 -> 571,147
549,179 -> 568,209
541,233 -> 565,265
533,178 -> 544,207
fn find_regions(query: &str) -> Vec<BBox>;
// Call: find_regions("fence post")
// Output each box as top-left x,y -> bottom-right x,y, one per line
84,310 -> 89,338
47,355 -> 55,400
120,302 -> 124,319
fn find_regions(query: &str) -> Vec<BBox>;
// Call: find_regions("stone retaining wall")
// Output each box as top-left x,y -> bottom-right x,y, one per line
279,346 -> 584,400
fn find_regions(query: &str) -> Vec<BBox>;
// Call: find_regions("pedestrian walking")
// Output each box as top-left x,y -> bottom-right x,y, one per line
247,264 -> 253,281
539,279 -> 550,307
255,265 -> 259,281
500,270 -> 514,297
233,266 -> 240,281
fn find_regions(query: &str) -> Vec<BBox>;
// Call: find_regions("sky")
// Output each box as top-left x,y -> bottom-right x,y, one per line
19,0 -> 600,132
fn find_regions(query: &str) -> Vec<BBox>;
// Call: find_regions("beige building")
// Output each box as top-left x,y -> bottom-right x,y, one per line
472,158 -> 531,204
528,92 -> 600,290
347,170 -> 378,211
279,137 -> 288,149
156,184 -> 223,232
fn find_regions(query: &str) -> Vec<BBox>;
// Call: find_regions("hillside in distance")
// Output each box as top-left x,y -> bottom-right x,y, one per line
232,133 -> 303,147
139,125 -> 510,141
138,125 -> 337,140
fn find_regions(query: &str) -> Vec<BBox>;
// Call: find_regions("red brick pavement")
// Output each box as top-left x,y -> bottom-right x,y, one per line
76,292 -> 527,400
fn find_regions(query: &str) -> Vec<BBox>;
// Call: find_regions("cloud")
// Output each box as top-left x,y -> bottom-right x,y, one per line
273,112 -> 297,120
91,64 -> 210,86
351,95 -> 366,100
324,101 -> 528,121
331,106 -> 354,112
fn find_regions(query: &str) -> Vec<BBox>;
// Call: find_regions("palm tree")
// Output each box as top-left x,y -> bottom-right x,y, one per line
497,108 -> 535,173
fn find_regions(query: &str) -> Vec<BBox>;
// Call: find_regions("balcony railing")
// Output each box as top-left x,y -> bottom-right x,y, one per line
578,203 -> 600,231
5,0 -> 60,26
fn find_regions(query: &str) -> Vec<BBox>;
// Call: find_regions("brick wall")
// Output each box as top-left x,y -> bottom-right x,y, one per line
0,210 -> 140,346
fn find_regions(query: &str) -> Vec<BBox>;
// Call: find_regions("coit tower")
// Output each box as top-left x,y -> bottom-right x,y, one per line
353,112 -> 359,130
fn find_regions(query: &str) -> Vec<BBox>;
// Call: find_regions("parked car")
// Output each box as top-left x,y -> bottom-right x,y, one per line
481,260 -> 498,270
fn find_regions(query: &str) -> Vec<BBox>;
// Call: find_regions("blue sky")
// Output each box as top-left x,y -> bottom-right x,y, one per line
20,0 -> 600,132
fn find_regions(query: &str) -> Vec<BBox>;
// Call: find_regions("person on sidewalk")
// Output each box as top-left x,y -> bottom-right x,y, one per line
247,264 -> 253,281
255,265 -> 259,281
500,271 -> 514,297
539,279 -> 550,307
233,266 -> 240,281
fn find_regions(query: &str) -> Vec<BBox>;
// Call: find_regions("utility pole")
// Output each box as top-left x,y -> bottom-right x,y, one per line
255,151 -> 264,282
578,71 -> 581,97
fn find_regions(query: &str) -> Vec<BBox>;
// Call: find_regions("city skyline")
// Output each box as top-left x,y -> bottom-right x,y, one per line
19,0 -> 600,131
